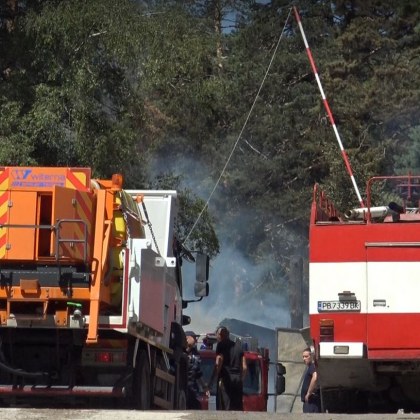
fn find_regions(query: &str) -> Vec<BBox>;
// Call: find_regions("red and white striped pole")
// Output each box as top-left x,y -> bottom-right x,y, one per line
293,7 -> 365,207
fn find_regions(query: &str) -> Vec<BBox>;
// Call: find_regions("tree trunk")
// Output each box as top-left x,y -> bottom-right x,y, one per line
213,0 -> 223,71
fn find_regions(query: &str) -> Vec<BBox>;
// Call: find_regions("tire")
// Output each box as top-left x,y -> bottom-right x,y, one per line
176,387 -> 187,410
133,350 -> 152,410
174,356 -> 188,410
322,388 -> 368,413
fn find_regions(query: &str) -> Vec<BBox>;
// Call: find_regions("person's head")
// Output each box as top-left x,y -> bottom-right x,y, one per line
186,335 -> 197,352
185,331 -> 198,351
216,326 -> 229,342
302,347 -> 314,366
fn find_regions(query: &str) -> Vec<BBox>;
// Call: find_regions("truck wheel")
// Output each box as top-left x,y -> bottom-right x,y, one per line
176,387 -> 187,410
175,357 -> 187,409
133,350 -> 152,409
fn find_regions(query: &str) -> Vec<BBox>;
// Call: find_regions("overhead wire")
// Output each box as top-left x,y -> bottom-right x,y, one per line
184,7 -> 293,245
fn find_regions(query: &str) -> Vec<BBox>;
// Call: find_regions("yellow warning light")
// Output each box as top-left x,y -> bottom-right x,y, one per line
111,174 -> 123,190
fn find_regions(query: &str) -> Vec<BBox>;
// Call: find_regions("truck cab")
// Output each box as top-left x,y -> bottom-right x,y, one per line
195,333 -> 285,411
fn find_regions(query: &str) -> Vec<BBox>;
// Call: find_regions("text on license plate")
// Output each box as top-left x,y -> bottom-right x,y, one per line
318,300 -> 361,312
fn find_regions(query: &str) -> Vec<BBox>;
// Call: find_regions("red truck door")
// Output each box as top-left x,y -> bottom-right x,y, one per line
366,240 -> 420,358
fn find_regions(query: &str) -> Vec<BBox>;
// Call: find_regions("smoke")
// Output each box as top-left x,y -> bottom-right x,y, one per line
149,155 -> 293,334
183,242 -> 290,335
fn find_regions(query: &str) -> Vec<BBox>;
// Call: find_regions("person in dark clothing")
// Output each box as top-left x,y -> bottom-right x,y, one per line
208,326 -> 247,411
185,333 -> 208,410
301,347 -> 321,413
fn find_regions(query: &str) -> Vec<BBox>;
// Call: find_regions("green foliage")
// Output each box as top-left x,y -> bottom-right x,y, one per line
0,101 -> 36,165
1,0 -> 148,182
147,174 -> 220,258
394,126 -> 420,175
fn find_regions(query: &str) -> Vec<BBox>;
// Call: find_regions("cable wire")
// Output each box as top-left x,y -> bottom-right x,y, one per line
184,8 -> 293,245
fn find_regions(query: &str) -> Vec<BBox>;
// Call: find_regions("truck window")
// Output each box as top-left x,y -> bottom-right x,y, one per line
199,355 -> 261,395
243,360 -> 261,395
200,357 -> 217,394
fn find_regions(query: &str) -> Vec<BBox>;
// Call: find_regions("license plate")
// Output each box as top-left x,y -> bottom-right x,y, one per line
318,300 -> 361,312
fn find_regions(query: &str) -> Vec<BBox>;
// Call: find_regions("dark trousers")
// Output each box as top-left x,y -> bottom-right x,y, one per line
187,387 -> 201,410
303,395 -> 321,413
217,374 -> 243,411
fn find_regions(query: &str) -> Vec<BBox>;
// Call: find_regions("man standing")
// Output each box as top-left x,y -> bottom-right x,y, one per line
209,326 -> 247,411
301,347 -> 321,413
185,332 -> 208,410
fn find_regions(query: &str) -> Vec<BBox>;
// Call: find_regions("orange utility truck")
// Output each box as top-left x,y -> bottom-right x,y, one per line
0,166 -> 209,408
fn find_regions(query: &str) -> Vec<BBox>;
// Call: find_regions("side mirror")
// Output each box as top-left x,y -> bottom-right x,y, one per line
194,253 -> 209,297
182,314 -> 191,326
277,363 -> 286,375
275,363 -> 286,395
195,253 -> 209,283
194,281 -> 209,297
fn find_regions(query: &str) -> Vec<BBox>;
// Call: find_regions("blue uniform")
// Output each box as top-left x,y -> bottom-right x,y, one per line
187,349 -> 203,409
301,363 -> 321,413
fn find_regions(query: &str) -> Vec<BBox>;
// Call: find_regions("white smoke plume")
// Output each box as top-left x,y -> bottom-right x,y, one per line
183,242 -> 290,335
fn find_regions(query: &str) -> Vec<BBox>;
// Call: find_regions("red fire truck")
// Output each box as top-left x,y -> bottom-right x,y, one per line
310,175 -> 420,413
196,333 -> 284,411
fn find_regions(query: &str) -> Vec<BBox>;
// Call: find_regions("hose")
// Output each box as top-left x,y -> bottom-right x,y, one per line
0,359 -> 50,379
